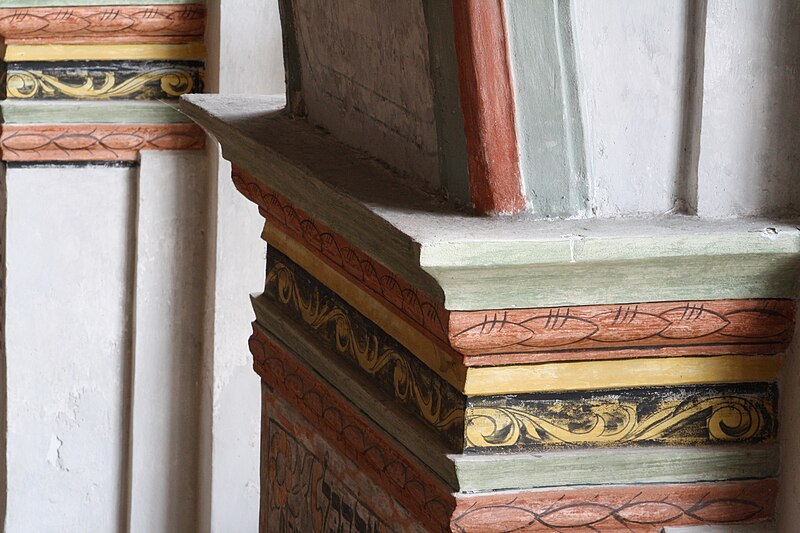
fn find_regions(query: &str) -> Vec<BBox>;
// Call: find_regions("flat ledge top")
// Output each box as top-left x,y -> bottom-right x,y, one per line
182,94 -> 800,308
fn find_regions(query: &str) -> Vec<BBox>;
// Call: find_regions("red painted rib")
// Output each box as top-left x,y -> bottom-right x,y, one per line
452,0 -> 525,215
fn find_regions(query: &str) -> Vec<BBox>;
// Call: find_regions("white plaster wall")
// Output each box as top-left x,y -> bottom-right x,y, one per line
0,2 -> 285,532
5,165 -> 135,532
572,1 -> 688,216
128,151 -> 208,533
697,0 -> 800,218
200,1 -> 285,532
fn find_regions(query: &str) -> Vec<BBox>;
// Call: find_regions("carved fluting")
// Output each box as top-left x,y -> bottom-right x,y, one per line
266,256 -> 464,446
452,480 -> 777,532
0,124 -> 205,161
251,327 -> 454,529
231,166 -> 449,341
465,384 -> 776,451
6,64 -> 202,100
0,5 -> 206,44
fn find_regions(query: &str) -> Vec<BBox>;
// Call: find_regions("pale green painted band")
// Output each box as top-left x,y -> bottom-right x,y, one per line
181,95 -> 800,310
1,101 -> 191,124
428,253 -> 800,310
452,446 -> 779,493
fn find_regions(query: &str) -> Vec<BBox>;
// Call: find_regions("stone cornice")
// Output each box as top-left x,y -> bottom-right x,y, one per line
181,94 -> 800,310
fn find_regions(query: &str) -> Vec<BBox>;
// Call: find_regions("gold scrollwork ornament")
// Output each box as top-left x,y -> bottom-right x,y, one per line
7,69 -> 195,99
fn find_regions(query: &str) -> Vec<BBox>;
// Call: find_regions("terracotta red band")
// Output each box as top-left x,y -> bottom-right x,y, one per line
452,0 -> 525,215
0,5 -> 206,44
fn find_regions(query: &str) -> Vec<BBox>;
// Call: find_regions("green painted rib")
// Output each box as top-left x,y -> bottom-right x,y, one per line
1,101 -> 191,124
181,94 -> 800,310
452,446 -> 779,493
253,293 -> 779,496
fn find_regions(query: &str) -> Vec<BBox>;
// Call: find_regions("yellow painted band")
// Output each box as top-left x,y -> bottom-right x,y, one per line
464,355 -> 781,396
5,43 -> 206,62
263,224 -> 468,389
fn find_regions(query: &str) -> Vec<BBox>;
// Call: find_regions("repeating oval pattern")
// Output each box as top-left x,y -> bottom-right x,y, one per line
0,5 -> 205,43
1,125 -> 205,161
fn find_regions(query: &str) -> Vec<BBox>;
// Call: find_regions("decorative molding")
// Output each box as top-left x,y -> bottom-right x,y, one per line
465,383 -> 777,452
0,3 -> 206,163
265,251 -> 465,448
2,0 -> 203,7
265,420 -> 393,532
264,222 -> 468,383
233,166 -> 796,369
264,243 -> 781,397
232,165 -> 448,341
257,289 -> 780,492
452,299 -> 795,366
0,124 -> 205,161
464,355 -> 780,396
251,291 -> 460,486
262,248 -> 779,453
0,101 -> 190,124
451,0 -> 525,214
452,480 -> 777,532
0,5 -> 206,44
251,327 -> 454,529
184,95 -> 800,309
453,446 -> 779,493
263,223 -> 468,392
6,62 -> 203,100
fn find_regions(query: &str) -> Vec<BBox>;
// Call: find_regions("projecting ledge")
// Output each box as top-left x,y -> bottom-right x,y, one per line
181,94 -> 800,310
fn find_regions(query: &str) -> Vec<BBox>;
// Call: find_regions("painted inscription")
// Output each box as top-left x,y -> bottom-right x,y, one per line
267,420 -> 388,532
